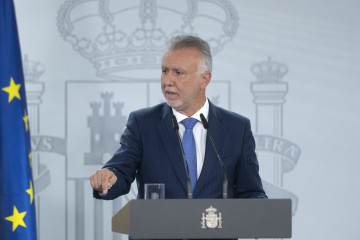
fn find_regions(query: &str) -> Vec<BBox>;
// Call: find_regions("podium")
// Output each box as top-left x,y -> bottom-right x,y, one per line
112,199 -> 291,239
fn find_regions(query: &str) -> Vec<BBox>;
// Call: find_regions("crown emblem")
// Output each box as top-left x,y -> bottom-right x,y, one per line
57,0 -> 238,80
23,55 -> 45,82
251,57 -> 288,82
205,206 -> 217,213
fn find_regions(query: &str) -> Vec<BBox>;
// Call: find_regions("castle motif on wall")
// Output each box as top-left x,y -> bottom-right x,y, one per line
84,92 -> 127,165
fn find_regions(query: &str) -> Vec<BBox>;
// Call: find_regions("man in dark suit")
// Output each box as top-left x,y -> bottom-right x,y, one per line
90,35 -> 266,200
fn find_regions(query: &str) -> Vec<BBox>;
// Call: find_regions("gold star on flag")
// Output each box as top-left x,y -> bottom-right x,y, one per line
23,110 -> 29,131
4,206 -> 27,232
2,77 -> 21,103
26,180 -> 34,204
29,152 -> 32,167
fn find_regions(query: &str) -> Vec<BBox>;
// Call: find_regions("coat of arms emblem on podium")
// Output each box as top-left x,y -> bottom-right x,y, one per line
201,206 -> 223,229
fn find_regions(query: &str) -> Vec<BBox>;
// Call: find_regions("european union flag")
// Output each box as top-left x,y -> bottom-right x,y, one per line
0,0 -> 37,239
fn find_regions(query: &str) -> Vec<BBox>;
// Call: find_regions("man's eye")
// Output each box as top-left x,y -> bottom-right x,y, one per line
176,71 -> 183,75
162,69 -> 168,74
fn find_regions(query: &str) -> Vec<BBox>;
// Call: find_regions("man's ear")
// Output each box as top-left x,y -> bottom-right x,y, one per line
201,71 -> 211,89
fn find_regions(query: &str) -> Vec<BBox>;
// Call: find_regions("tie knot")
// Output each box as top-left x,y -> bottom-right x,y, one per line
182,118 -> 198,129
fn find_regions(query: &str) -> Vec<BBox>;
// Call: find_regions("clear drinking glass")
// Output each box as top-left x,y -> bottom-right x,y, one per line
144,183 -> 165,199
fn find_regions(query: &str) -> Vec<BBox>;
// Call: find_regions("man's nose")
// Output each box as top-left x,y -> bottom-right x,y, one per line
163,72 -> 175,85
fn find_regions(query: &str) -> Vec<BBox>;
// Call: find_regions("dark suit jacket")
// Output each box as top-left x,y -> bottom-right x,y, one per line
95,101 -> 266,200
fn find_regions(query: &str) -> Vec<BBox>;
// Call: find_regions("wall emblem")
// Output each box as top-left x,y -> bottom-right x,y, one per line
251,57 -> 301,215
201,206 -> 223,229
57,0 -> 238,80
21,1 -> 240,240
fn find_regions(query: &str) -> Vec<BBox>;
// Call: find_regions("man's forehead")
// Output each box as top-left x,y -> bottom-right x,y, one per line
165,46 -> 201,55
162,47 -> 201,65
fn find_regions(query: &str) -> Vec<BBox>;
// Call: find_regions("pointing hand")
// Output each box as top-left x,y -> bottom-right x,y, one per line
90,168 -> 117,195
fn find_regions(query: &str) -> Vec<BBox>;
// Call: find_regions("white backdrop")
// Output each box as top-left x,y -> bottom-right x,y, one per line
14,0 -> 360,239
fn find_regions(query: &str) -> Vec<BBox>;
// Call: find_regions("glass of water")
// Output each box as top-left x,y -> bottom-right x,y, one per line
144,183 -> 165,199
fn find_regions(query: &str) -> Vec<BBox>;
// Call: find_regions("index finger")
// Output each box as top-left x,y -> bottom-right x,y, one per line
101,169 -> 112,194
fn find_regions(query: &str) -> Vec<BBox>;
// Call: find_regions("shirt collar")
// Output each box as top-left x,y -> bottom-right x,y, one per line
172,98 -> 209,123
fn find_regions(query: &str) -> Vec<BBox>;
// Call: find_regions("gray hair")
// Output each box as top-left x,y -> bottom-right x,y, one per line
167,35 -> 212,73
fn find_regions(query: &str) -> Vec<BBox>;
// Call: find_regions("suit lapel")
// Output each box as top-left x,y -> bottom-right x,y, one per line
157,104 -> 188,192
195,102 -> 227,194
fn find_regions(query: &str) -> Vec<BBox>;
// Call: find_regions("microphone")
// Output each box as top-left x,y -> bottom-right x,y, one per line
200,113 -> 228,199
172,115 -> 193,199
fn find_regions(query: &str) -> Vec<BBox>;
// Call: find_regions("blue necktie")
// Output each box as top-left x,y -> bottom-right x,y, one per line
181,118 -> 198,190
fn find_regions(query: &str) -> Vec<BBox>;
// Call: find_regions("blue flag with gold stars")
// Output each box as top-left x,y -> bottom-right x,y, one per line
0,0 -> 37,239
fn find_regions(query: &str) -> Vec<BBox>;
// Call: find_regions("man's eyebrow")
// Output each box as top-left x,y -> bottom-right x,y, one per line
161,66 -> 186,72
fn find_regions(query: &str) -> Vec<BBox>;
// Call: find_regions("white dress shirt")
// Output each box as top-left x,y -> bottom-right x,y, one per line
172,99 -> 209,179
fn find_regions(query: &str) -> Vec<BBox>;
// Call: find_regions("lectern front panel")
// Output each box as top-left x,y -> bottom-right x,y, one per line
121,199 -> 291,239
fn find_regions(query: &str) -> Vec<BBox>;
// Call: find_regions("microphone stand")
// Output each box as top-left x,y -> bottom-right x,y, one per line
200,113 -> 228,199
